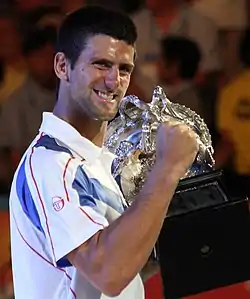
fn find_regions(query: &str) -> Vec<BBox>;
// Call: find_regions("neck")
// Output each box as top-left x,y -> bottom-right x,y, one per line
53,92 -> 107,148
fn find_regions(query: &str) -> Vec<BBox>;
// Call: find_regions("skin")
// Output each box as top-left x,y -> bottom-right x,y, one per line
53,34 -> 199,296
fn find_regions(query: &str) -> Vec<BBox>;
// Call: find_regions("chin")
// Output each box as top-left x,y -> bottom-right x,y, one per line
92,110 -> 117,121
99,114 -> 118,121
100,107 -> 120,121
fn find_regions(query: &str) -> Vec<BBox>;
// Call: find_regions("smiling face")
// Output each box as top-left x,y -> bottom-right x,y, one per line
55,34 -> 135,121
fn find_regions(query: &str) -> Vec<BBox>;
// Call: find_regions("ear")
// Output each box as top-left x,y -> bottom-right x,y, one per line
54,52 -> 70,82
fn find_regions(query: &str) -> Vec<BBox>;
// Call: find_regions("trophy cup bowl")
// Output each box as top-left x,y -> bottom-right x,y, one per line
104,86 -> 215,206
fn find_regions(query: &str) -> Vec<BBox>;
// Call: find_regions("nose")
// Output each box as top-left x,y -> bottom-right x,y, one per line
105,66 -> 120,90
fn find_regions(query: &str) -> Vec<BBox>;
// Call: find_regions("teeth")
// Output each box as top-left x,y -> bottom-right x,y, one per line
96,90 -> 114,102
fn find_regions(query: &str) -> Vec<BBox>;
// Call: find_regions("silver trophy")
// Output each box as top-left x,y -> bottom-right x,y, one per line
105,86 -> 215,206
105,86 -> 249,298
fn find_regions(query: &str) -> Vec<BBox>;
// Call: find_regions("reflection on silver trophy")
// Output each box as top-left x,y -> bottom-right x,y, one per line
105,86 -> 215,205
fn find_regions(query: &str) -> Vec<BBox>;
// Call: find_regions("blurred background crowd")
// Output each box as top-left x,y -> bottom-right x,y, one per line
0,0 -> 250,298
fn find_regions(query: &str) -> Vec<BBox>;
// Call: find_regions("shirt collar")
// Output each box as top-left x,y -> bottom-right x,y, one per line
39,112 -> 114,163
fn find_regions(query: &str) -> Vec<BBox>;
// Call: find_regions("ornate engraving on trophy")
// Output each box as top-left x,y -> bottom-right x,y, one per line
105,86 -> 215,205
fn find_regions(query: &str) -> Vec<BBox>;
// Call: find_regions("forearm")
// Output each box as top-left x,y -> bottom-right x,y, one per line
92,163 -> 180,292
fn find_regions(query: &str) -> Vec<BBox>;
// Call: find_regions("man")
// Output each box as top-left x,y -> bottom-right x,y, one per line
193,0 -> 247,81
131,0 -> 221,100
0,26 -> 57,192
159,36 -> 204,119
215,29 -> 250,198
10,6 -> 198,299
0,10 -> 27,104
0,26 -> 57,156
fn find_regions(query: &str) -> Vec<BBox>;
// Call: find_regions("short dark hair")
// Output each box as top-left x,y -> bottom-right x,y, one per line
161,36 -> 201,79
239,29 -> 250,67
56,5 -> 137,69
22,26 -> 57,56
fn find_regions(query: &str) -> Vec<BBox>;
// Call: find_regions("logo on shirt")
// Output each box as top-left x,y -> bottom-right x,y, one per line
52,196 -> 65,212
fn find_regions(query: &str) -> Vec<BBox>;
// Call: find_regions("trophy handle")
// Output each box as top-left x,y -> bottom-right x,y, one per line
140,110 -> 154,153
119,95 -> 149,126
151,85 -> 185,121
119,95 -> 154,153
118,89 -> 183,154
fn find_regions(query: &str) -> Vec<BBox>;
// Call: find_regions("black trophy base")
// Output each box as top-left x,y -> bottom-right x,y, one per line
157,170 -> 250,299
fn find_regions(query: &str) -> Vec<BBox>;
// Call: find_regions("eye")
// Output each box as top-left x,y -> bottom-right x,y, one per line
92,60 -> 111,70
119,66 -> 132,76
94,63 -> 108,69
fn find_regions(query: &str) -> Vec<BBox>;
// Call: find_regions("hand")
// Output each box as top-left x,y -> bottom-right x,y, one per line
155,120 -> 199,178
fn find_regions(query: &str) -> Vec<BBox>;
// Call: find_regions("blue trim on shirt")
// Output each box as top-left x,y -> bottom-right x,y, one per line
73,166 -> 125,215
34,135 -> 73,156
57,257 -> 71,268
16,157 -> 45,235
29,134 -> 125,267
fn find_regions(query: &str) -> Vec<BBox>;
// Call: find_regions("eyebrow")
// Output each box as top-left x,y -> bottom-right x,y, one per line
91,58 -> 134,71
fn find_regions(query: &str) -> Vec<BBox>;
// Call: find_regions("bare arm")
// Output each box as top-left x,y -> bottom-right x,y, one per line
68,164 -> 179,295
67,122 -> 198,296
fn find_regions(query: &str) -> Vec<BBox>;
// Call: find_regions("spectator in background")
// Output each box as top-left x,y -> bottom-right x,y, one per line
193,0 -> 247,81
158,36 -> 204,119
0,10 -> 27,105
0,26 -> 57,168
21,5 -> 62,32
131,0 -> 221,101
21,0 -> 87,28
215,29 -> 250,198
